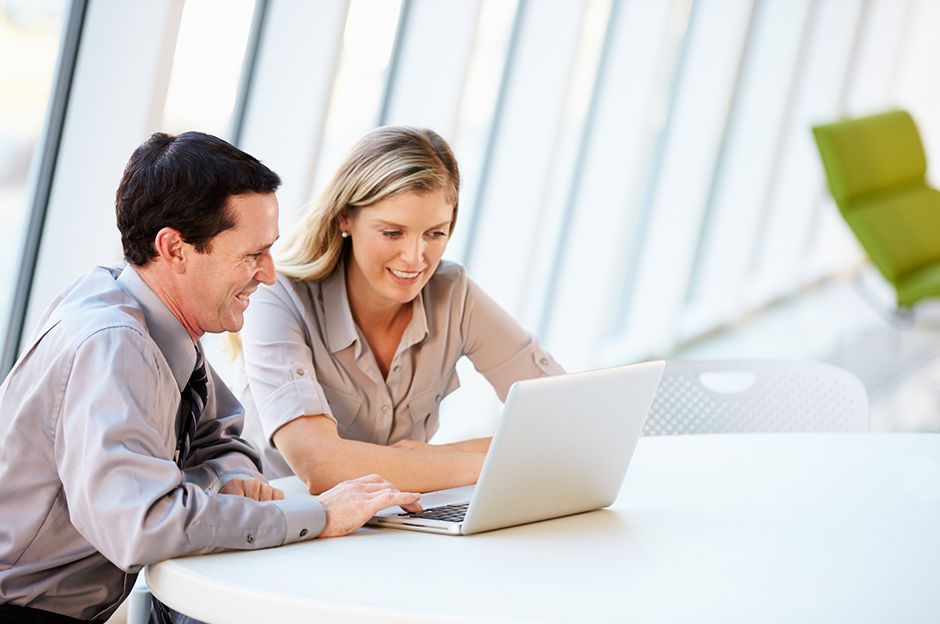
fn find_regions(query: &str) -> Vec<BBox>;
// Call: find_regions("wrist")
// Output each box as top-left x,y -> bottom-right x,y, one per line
215,470 -> 264,493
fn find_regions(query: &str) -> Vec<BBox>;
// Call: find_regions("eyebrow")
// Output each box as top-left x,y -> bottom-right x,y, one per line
246,236 -> 279,254
375,220 -> 452,230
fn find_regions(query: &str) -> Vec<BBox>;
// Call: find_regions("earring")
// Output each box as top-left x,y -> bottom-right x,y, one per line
341,231 -> 349,238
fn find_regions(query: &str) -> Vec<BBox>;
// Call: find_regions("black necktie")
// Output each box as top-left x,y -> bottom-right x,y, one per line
175,346 -> 208,469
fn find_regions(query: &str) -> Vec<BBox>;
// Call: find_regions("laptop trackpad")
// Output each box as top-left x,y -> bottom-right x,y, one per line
419,485 -> 474,508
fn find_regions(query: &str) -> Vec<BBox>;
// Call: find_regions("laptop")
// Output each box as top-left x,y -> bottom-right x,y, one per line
368,360 -> 665,535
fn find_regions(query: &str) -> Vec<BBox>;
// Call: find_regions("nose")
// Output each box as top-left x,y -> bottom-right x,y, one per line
400,234 -> 425,267
256,250 -> 277,285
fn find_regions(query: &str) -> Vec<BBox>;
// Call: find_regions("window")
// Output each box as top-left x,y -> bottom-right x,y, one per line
0,0 -> 67,352
161,0 -> 256,138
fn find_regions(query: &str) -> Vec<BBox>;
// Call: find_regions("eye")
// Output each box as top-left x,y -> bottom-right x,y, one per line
382,230 -> 403,239
246,252 -> 263,262
427,230 -> 448,240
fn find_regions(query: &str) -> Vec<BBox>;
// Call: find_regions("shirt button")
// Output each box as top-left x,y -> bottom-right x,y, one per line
296,368 -> 305,376
299,528 -> 308,538
539,358 -> 549,366
392,365 -> 400,372
246,534 -> 255,544
435,395 -> 442,403
382,405 -> 391,414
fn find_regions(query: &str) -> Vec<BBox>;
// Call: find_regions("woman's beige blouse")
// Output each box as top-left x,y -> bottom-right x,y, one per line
239,260 -> 564,477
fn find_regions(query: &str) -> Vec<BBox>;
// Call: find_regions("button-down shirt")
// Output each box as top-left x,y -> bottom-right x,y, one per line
239,260 -> 564,477
0,265 -> 324,621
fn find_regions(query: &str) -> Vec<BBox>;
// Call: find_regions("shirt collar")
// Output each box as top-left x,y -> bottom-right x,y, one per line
400,289 -> 429,351
116,264 -> 197,392
321,262 -> 430,355
321,263 -> 359,355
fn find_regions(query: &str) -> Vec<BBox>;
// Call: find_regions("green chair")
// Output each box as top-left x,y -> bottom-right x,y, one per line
813,109 -> 940,308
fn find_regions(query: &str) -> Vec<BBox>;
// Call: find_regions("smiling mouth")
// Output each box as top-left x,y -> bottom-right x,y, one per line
389,269 -> 422,279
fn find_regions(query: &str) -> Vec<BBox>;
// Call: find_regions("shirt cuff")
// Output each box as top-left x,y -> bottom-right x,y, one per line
273,497 -> 327,543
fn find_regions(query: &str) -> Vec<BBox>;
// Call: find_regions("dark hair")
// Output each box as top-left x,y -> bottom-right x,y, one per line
115,131 -> 281,266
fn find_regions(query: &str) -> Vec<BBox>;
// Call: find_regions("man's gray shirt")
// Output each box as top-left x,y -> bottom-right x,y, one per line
0,265 -> 325,621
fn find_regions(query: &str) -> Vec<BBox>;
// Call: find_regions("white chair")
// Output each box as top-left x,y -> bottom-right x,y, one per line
644,360 -> 869,435
126,575 -> 152,624
104,575 -> 151,624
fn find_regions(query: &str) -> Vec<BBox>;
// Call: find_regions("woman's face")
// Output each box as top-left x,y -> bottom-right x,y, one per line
341,189 -> 454,311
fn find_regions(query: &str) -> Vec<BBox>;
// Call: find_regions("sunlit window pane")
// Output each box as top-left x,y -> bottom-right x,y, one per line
748,0 -> 865,305
310,0 -> 403,196
0,0 -> 67,347
681,0 -> 811,338
161,0 -> 256,138
445,0 -> 519,263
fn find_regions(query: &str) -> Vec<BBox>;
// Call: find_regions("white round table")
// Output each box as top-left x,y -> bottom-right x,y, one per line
147,434 -> 940,623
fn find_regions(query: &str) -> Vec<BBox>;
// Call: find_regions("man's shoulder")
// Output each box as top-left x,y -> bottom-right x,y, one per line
7,267 -> 167,404
41,266 -> 151,347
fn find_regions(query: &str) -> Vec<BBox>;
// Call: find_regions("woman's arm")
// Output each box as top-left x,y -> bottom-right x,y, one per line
274,415 -> 486,494
461,276 -> 565,400
392,437 -> 491,454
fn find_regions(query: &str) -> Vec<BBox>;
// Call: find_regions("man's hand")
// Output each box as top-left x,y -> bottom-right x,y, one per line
317,474 -> 422,538
220,478 -> 285,501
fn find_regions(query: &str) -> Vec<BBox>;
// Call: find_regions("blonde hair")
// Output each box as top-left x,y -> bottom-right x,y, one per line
228,126 -> 460,358
276,125 -> 460,281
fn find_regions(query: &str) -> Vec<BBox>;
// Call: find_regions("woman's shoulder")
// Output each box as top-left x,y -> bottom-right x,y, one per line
246,272 -> 321,322
269,271 -> 327,299
427,259 -> 469,292
424,260 -> 479,318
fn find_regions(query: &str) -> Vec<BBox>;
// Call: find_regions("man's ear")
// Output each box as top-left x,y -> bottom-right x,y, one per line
152,227 -> 188,274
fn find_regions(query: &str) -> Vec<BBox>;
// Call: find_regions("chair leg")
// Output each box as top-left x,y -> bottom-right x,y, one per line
892,306 -> 915,325
127,575 -> 152,624
850,272 -> 914,328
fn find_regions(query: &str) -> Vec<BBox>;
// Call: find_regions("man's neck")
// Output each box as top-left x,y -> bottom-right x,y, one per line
134,264 -> 201,343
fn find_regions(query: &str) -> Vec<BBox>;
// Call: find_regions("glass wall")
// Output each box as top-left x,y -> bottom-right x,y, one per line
0,0 -> 67,352
9,0 -> 940,437
161,0 -> 256,138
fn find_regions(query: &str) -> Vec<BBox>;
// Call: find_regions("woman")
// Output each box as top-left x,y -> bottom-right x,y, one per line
240,126 -> 564,494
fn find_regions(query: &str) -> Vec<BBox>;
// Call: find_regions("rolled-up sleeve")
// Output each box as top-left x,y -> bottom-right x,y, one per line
55,328 -> 325,572
460,278 -> 565,401
240,281 -> 335,446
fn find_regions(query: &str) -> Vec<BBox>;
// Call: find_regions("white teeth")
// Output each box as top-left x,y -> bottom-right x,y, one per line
390,269 -> 420,279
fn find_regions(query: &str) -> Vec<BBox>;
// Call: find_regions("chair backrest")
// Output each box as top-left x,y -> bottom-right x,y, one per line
813,109 -> 926,207
812,110 -> 940,283
644,360 -> 869,435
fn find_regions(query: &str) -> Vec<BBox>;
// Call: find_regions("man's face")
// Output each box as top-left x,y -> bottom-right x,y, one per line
180,192 -> 279,336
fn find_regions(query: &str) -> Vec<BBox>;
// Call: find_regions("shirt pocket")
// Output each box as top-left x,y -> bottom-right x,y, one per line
320,384 -> 364,440
406,374 -> 461,440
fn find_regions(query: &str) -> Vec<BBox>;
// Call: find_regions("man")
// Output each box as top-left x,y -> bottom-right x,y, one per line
0,132 -> 420,624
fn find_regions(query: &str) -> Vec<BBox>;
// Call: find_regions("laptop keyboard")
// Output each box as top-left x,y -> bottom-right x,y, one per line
399,502 -> 469,523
